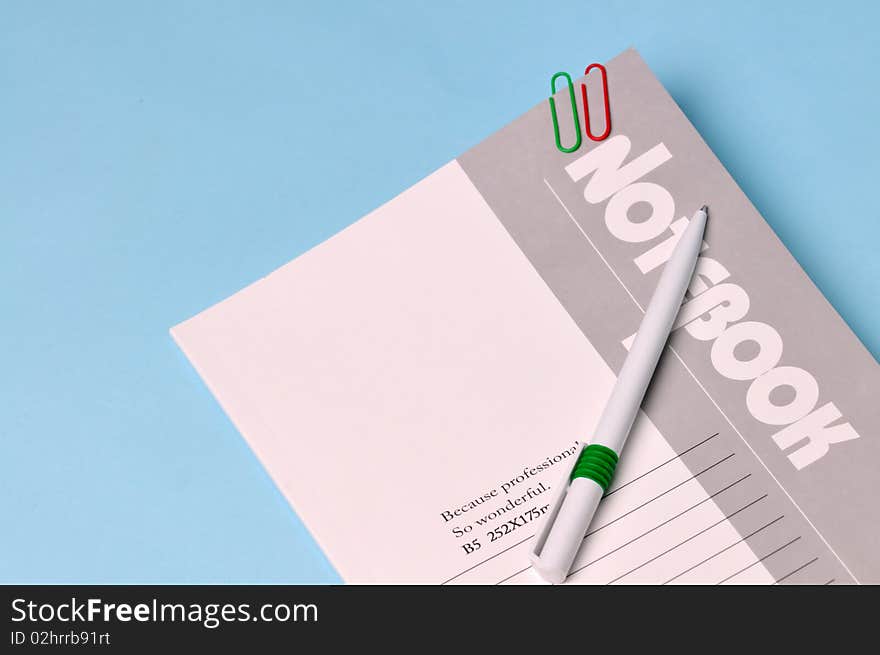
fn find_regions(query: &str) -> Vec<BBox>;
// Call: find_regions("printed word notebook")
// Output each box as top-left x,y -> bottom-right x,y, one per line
172,49 -> 880,584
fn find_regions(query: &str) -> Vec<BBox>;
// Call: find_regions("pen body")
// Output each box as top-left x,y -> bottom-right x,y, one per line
593,208 -> 706,454
530,207 -> 707,584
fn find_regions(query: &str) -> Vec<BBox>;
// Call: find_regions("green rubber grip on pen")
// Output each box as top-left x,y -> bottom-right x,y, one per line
570,444 -> 619,491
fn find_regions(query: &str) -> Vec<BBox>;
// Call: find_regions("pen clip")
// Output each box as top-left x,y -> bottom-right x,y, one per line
529,442 -> 587,563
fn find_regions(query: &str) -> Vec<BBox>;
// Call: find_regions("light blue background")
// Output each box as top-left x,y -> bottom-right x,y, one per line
2,1 -> 877,583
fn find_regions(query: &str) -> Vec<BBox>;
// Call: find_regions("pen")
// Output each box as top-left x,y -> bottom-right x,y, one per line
530,205 -> 709,584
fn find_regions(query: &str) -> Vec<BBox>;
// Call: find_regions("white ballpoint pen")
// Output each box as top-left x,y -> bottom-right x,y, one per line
530,205 -> 709,584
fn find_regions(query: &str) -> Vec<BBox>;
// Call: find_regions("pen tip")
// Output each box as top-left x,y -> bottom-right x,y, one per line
700,205 -> 709,217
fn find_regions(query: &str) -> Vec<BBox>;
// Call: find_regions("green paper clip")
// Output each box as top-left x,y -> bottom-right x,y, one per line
549,72 -> 582,154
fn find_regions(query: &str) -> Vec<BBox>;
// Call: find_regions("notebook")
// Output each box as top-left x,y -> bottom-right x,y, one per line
171,49 -> 880,584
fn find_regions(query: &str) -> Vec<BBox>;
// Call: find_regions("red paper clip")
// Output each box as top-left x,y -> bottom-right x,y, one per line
580,63 -> 612,141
